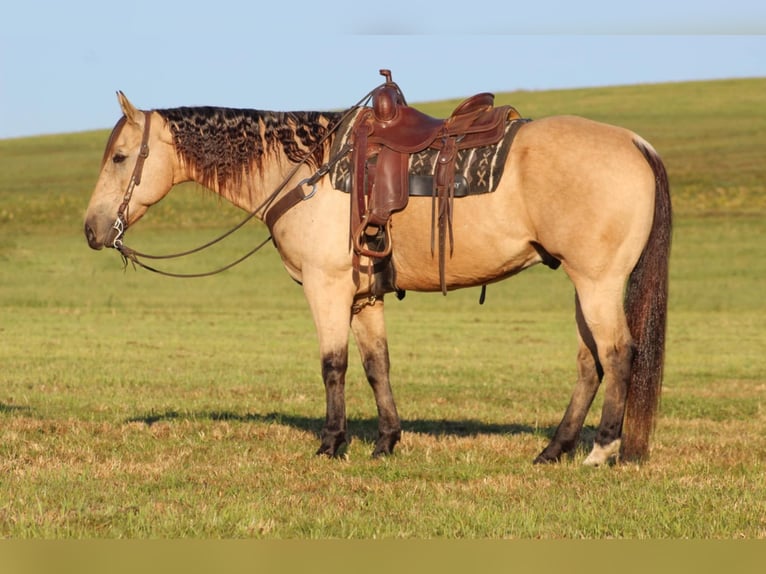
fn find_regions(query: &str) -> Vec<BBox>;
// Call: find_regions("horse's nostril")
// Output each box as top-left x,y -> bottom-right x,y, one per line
84,222 -> 103,250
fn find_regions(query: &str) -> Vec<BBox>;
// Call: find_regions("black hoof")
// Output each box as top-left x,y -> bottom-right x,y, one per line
533,448 -> 562,464
316,430 -> 348,458
371,430 -> 401,458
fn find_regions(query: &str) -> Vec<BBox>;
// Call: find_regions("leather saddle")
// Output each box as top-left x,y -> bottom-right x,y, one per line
350,70 -> 521,293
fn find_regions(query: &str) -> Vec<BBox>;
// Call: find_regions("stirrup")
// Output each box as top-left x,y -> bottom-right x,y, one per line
352,218 -> 393,259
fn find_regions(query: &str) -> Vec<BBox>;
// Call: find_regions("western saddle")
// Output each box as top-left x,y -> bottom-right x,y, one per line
350,70 -> 521,293
264,69 -> 523,295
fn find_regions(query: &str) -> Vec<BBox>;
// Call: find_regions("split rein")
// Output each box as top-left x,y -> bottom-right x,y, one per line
110,90 -> 378,278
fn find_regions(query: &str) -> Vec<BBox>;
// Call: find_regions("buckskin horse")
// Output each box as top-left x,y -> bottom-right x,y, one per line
84,72 -> 670,466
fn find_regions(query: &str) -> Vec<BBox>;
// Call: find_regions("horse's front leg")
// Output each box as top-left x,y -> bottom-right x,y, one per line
303,270 -> 355,458
317,347 -> 349,457
350,296 -> 401,457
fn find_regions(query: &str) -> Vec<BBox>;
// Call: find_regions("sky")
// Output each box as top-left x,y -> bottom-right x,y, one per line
1,1 -> 765,139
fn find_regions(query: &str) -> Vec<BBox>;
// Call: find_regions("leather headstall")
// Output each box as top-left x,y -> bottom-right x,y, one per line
111,110 -> 152,248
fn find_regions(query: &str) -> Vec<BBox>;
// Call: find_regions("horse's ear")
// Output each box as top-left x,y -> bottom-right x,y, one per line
116,91 -> 142,125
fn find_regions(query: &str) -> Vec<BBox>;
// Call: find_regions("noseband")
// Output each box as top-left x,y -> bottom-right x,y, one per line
110,111 -> 152,249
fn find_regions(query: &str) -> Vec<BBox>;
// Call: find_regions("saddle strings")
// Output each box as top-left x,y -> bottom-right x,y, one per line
116,85 -> 383,278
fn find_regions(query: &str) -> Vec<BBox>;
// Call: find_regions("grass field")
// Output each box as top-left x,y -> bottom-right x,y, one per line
0,78 -> 765,538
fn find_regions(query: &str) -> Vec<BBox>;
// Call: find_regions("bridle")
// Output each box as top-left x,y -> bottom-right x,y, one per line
110,111 -> 152,250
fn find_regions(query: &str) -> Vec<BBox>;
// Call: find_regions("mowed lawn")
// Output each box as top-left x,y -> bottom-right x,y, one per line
0,78 -> 764,538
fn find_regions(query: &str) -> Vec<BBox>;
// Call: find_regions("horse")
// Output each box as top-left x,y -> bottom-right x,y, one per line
83,84 -> 671,466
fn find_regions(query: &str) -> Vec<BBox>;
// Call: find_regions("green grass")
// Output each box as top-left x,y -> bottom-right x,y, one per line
1,78 -> 765,538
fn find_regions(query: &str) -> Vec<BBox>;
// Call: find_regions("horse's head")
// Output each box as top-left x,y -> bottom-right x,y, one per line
84,92 -> 177,250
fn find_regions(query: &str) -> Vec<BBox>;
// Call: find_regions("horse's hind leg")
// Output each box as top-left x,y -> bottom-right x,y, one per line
350,297 -> 402,457
574,277 -> 634,466
534,293 -> 603,463
536,276 -> 633,466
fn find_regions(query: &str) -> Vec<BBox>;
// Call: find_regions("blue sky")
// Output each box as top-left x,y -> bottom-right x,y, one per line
1,1 -> 765,139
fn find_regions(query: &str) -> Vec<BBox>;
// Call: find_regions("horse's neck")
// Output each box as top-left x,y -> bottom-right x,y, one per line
161,106 -> 340,214
191,157 -> 297,215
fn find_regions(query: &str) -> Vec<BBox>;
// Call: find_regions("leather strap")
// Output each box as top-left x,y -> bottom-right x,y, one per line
434,135 -> 457,294
115,111 -> 153,223
264,183 -> 310,235
132,111 -> 152,185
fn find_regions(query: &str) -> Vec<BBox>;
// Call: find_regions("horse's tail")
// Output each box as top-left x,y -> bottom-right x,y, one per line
621,139 -> 672,462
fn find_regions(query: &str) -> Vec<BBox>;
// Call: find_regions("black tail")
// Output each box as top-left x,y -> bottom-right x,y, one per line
621,140 -> 672,461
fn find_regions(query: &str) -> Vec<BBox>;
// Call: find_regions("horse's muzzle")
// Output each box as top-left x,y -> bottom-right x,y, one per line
84,222 -> 104,250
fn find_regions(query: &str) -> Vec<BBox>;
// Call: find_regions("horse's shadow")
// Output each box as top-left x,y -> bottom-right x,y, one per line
3,401 -> 597,453
0,403 -> 32,415
124,409 -> 597,449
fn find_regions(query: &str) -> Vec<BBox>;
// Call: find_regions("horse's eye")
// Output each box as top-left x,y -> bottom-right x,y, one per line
112,153 -> 127,164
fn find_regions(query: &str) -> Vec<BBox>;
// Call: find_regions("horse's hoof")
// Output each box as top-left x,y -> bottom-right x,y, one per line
316,445 -> 332,457
583,439 -> 621,466
371,430 -> 401,458
533,452 -> 560,464
533,444 -> 563,464
316,431 -> 348,458
315,443 -> 348,459
371,442 -> 395,458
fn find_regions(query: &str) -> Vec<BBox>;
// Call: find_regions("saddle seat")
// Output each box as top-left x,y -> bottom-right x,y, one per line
366,82 -> 505,153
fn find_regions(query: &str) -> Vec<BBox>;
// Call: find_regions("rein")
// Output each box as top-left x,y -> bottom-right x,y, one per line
111,88 -> 379,278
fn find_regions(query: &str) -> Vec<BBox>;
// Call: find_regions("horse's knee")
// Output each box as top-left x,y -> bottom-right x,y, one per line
361,343 -> 391,386
322,349 -> 348,384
